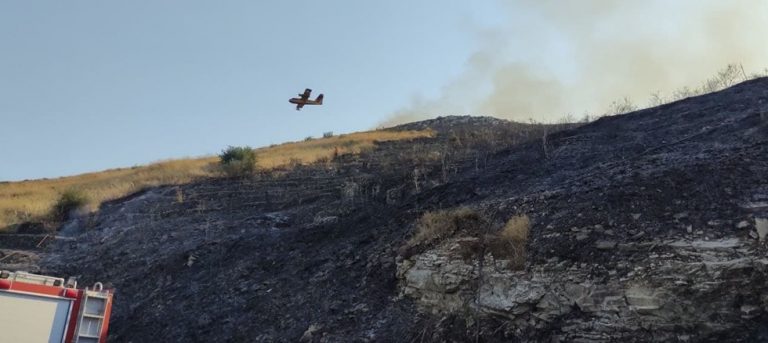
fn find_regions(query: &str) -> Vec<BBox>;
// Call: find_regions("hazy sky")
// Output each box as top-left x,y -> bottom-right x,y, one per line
2,1 -> 767,181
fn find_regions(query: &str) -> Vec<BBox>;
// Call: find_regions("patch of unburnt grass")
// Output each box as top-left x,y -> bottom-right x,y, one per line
486,215 -> 530,270
402,208 -> 530,270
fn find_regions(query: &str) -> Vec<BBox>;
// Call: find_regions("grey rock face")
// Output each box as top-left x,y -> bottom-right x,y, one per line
398,236 -> 768,342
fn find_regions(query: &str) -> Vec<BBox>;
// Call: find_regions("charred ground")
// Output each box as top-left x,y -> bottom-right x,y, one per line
35,116 -> 557,342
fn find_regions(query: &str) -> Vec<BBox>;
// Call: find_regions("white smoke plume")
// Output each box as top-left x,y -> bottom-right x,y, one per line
381,0 -> 768,126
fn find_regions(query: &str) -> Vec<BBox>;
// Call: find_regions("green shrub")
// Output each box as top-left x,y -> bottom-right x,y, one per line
51,189 -> 89,221
219,146 -> 257,177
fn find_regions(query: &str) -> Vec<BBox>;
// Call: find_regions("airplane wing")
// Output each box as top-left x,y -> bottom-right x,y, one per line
296,103 -> 305,111
299,88 -> 311,101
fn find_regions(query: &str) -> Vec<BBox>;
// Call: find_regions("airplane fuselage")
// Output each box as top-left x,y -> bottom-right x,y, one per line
289,98 -> 321,105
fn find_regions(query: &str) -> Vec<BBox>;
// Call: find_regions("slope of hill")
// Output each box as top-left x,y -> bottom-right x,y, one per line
2,78 -> 767,342
33,117 -> 555,342
0,129 -> 434,231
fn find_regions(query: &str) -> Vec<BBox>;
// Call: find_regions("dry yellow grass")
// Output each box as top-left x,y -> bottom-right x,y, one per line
0,129 -> 433,230
408,207 -> 484,246
489,214 -> 530,270
499,215 -> 530,242
254,130 -> 432,168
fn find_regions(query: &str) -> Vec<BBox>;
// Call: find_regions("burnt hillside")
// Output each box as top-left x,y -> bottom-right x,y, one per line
34,116 -> 554,342
5,77 -> 767,342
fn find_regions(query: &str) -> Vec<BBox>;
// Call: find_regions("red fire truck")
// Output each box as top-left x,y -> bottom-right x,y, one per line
0,270 -> 114,343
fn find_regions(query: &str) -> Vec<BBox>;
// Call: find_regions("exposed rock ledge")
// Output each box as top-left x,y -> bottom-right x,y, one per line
397,236 -> 768,342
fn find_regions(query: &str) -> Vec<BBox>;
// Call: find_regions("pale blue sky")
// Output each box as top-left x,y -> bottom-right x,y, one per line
3,1 -> 767,181
0,1 -> 503,181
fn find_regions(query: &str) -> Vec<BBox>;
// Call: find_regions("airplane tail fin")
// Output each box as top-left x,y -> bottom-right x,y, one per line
316,94 -> 324,104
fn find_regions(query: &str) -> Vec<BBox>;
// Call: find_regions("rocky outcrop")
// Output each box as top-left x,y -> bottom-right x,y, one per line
391,77 -> 768,341
398,235 -> 768,342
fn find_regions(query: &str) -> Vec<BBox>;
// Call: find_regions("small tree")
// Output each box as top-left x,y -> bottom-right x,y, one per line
323,131 -> 334,138
51,189 -> 89,221
219,146 -> 257,177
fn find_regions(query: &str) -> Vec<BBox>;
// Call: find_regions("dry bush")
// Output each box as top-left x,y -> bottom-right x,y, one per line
408,207 -> 486,247
605,96 -> 638,116
488,215 -> 530,270
647,92 -> 666,107
663,64 -> 750,103
500,215 -> 530,242
175,187 -> 184,204
405,210 -> 530,271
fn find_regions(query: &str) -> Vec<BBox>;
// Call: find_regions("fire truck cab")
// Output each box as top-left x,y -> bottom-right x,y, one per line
0,270 -> 114,343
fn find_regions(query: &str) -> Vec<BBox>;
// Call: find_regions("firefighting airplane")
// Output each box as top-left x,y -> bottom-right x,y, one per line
289,88 -> 324,110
